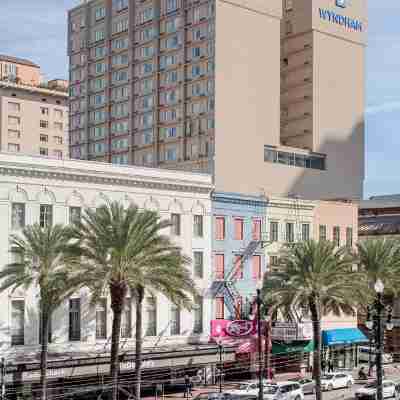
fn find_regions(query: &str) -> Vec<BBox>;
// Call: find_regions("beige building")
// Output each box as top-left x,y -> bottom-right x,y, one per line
68,0 -> 366,201
0,55 -> 41,86
216,0 -> 366,200
0,81 -> 69,158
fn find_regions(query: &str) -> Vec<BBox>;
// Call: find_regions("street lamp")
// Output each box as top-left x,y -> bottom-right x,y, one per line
215,325 -> 223,393
256,281 -> 264,400
365,280 -> 393,400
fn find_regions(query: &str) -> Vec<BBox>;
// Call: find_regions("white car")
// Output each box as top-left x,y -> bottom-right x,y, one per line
263,382 -> 304,400
355,381 -> 397,400
321,372 -> 354,391
225,381 -> 271,396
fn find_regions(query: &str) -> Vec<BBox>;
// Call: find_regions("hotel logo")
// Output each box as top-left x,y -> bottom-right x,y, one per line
336,0 -> 347,8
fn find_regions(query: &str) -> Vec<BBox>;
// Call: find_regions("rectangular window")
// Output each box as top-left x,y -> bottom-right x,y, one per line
121,299 -> 132,338
215,297 -> 224,320
40,147 -> 48,156
54,136 -> 63,145
270,221 -> 279,242
54,109 -> 63,119
170,305 -> 180,335
8,116 -> 20,125
333,226 -> 340,247
193,296 -> 203,334
145,297 -> 157,336
69,298 -> 81,341
252,255 -> 262,280
8,130 -> 20,139
96,299 -> 107,339
40,134 -> 48,142
11,299 -> 25,346
346,227 -> 353,247
54,123 -> 63,132
270,256 -> 279,270
319,225 -> 327,242
95,6 -> 106,21
234,255 -> 243,280
53,150 -> 63,160
215,254 -> 224,280
285,0 -> 293,11
234,218 -> 244,240
193,215 -> 203,237
194,251 -> 203,278
69,207 -> 81,225
11,203 -> 25,230
40,120 -> 49,129
252,219 -> 262,241
41,107 -> 49,116
302,223 -> 310,241
286,222 -> 294,243
171,213 -> 181,236
94,30 -> 105,42
8,102 -> 20,113
215,217 -> 225,240
8,143 -> 20,152
40,205 -> 53,228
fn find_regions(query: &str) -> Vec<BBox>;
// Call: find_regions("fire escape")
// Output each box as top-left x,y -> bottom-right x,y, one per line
211,236 -> 268,320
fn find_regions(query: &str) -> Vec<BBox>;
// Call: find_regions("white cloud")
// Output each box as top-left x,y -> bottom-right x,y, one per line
366,101 -> 400,115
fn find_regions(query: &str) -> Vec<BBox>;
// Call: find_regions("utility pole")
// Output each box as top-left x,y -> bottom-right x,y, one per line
1,358 -> 5,400
375,292 -> 384,400
256,288 -> 263,400
366,280 -> 393,400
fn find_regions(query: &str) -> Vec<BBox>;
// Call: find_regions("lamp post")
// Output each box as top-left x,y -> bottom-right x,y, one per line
256,282 -> 264,400
365,280 -> 393,400
215,325 -> 223,393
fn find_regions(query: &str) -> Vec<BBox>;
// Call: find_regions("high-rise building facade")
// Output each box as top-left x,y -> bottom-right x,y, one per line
68,0 -> 281,171
68,0 -> 366,201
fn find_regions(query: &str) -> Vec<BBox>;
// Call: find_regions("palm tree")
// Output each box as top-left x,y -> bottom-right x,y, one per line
357,238 -> 400,302
68,201 -> 196,400
0,224 -> 83,400
357,238 -> 400,362
262,240 -> 359,400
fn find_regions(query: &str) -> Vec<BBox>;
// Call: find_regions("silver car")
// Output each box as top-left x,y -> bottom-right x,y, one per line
289,378 -> 316,394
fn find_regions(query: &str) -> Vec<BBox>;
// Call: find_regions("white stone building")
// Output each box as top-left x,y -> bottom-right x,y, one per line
0,153 -> 213,361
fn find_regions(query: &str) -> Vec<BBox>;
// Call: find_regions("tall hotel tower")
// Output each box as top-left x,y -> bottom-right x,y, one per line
68,0 -> 366,200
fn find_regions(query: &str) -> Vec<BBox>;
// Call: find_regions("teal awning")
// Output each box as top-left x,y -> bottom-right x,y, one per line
322,328 -> 368,346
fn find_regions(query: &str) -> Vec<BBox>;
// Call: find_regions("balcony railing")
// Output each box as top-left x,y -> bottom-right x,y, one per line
271,322 -> 313,341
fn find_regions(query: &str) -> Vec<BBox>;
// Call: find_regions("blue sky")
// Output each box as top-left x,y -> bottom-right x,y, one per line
0,1 -> 398,199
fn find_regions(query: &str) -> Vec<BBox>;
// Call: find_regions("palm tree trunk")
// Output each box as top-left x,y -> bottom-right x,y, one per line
135,286 -> 145,400
309,296 -> 322,400
110,284 -> 127,400
40,312 -> 50,400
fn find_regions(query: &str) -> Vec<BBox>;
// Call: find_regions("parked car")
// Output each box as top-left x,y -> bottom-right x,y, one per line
193,393 -> 232,400
263,382 -> 304,400
358,346 -> 393,364
288,377 -> 316,394
225,381 -> 272,396
229,396 -> 258,400
356,381 -> 398,400
321,372 -> 354,391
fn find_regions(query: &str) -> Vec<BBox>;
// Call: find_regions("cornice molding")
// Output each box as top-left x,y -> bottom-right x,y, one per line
268,200 -> 315,211
0,165 -> 212,195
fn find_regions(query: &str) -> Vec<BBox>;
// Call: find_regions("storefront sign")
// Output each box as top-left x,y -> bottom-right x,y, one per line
210,319 -> 260,339
319,8 -> 363,32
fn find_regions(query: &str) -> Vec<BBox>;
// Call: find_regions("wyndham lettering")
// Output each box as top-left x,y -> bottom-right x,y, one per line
319,8 -> 363,32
